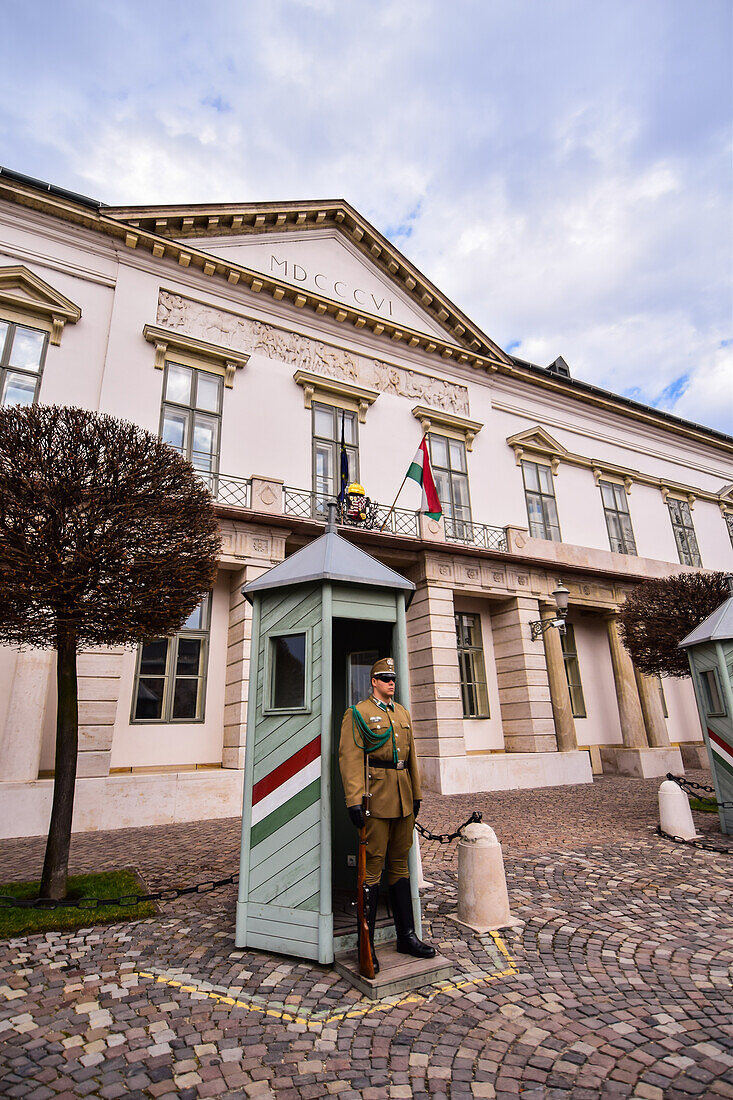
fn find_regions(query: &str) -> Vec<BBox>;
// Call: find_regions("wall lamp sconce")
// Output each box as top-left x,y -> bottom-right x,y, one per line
529,580 -> 570,641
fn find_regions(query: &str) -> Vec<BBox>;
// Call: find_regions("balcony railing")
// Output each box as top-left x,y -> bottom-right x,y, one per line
213,472 -> 251,509
444,517 -> 508,552
283,486 -> 419,538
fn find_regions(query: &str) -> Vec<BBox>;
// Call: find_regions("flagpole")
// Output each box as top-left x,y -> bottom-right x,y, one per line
379,432 -> 429,533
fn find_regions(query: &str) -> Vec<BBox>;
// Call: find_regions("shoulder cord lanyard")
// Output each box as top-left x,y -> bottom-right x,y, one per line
351,706 -> 399,765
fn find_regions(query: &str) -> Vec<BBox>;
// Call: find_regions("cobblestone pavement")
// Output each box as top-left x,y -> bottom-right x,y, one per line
1,773 -> 731,1099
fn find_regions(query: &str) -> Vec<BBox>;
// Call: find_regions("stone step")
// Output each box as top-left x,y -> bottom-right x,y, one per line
334,943 -> 454,1000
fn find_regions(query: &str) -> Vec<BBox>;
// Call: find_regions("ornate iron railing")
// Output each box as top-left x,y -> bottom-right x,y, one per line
444,517 -> 508,552
283,486 -> 419,537
213,473 -> 251,509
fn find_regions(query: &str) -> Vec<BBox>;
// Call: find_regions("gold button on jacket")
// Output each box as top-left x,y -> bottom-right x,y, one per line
339,696 -> 422,819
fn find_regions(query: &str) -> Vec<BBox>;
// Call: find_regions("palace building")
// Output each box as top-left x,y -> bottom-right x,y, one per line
0,166 -> 731,838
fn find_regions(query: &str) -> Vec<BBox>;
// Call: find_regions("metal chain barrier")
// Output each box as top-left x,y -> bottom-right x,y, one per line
666,772 -> 733,809
0,872 -> 239,911
656,826 -> 732,856
415,810 -> 483,844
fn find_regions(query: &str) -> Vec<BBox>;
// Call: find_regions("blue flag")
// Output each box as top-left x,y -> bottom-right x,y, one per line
337,412 -> 349,503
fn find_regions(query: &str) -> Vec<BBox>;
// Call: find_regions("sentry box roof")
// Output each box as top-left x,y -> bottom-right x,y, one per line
243,510 -> 415,603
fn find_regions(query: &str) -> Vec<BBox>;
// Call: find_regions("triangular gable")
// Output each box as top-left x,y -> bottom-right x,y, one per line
106,199 -> 512,364
507,426 -> 568,471
181,230 -> 449,340
0,265 -> 81,344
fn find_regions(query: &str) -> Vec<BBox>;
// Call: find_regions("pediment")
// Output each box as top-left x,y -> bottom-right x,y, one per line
507,426 -> 568,462
186,230 -> 450,340
106,200 -> 512,364
0,265 -> 81,344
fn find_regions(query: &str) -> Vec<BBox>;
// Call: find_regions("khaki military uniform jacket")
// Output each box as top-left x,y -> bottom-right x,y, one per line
339,696 -> 422,818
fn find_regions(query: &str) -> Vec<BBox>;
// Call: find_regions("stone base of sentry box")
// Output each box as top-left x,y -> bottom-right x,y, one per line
334,943 -> 454,1000
599,745 -> 683,778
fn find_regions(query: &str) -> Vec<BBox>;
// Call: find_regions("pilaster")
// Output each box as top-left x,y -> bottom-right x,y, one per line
0,649 -> 54,781
540,604 -> 577,751
635,669 -> 671,748
76,647 -> 126,778
492,596 -> 556,752
406,582 -> 466,775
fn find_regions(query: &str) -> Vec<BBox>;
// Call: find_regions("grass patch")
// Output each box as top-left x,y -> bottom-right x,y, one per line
0,869 -> 157,938
689,797 -> 718,813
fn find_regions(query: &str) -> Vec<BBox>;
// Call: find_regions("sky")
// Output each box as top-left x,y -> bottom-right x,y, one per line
2,0 -> 731,433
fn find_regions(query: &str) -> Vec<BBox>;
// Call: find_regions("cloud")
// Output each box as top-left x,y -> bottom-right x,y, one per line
0,0 -> 730,432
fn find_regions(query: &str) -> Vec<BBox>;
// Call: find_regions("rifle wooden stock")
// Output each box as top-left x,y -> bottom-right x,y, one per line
356,795 -> 375,979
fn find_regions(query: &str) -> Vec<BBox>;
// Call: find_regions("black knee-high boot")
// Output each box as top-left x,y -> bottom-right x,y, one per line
363,883 -> 380,974
389,877 -> 436,958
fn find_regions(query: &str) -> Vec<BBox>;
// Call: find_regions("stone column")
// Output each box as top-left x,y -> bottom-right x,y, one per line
605,616 -> 647,748
492,596 -> 556,753
405,581 -> 466,792
0,649 -> 54,781
635,669 -> 671,748
540,604 -> 578,752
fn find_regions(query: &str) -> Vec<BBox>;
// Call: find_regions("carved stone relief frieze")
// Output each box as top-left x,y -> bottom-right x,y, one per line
156,291 -> 470,415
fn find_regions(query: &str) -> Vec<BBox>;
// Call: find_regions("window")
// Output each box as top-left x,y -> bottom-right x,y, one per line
455,612 -> 490,718
312,403 -> 358,515
560,624 -> 586,718
266,631 -> 310,712
0,319 -> 48,407
725,512 -> 733,550
132,596 -> 211,722
700,668 -> 726,717
600,480 -> 637,555
522,460 -> 561,541
429,435 -> 472,534
160,362 -> 223,488
667,499 -> 702,567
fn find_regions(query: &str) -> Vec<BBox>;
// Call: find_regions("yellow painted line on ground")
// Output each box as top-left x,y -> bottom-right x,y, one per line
136,932 -> 518,1028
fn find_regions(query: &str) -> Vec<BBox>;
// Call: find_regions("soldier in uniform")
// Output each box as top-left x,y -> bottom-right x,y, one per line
339,657 -> 435,971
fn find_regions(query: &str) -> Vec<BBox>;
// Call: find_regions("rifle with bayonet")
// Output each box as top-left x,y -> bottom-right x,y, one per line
357,755 -> 375,979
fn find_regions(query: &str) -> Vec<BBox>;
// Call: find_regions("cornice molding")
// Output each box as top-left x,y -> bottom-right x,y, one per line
411,405 -> 483,451
142,324 -> 248,387
0,263 -> 81,344
507,423 -> 731,507
293,369 -> 379,423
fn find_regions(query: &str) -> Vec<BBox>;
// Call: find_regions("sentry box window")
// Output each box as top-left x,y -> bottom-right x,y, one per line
265,630 -> 311,713
700,668 -> 727,718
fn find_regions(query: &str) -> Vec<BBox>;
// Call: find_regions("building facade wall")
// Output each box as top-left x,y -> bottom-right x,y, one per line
0,188 -> 730,836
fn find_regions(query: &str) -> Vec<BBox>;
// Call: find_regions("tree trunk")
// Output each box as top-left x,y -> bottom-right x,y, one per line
40,628 -> 79,899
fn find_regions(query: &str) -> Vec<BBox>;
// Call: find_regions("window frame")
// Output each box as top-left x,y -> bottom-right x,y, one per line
0,317 -> 49,408
725,512 -> 733,551
699,667 -> 726,717
131,595 -> 212,724
264,627 -> 313,715
560,622 -> 587,718
599,479 -> 637,555
159,360 -> 224,491
521,459 -> 562,541
667,498 -> 702,567
428,433 -> 472,532
455,612 -> 490,719
311,401 -> 359,516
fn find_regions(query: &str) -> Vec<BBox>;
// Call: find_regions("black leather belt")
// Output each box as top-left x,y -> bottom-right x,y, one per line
369,758 -> 406,770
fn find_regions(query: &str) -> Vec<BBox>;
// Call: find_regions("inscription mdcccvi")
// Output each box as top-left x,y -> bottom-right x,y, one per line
270,255 -> 393,317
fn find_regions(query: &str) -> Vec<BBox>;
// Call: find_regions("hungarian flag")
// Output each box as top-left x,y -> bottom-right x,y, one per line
406,438 -> 442,520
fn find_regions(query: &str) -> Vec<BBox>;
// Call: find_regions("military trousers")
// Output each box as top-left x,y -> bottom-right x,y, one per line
365,813 -> 415,886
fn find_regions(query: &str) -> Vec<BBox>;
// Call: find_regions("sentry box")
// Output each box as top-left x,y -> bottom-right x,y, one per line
678,575 -> 733,836
235,505 -> 420,963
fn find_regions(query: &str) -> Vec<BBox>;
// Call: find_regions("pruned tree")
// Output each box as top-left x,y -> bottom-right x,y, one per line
0,405 -> 221,899
618,571 -> 730,678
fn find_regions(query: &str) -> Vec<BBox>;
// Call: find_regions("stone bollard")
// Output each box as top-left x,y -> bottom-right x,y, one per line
658,779 -> 699,841
453,822 -> 519,933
